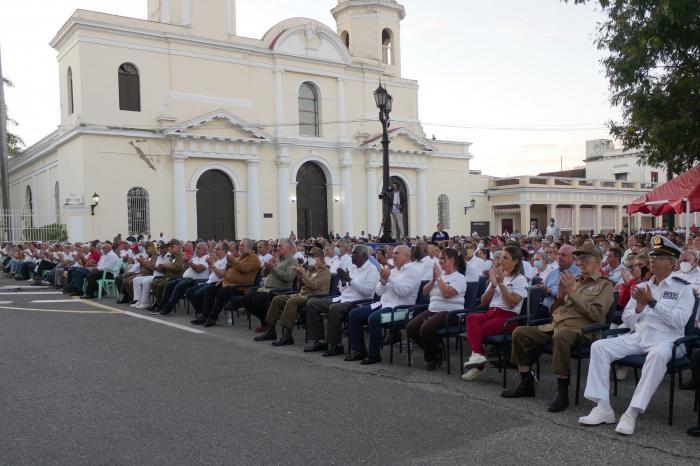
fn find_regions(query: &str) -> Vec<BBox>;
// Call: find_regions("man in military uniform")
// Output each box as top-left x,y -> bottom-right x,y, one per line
149,239 -> 185,310
255,247 -> 331,346
580,235 -> 694,435
502,241 -> 613,413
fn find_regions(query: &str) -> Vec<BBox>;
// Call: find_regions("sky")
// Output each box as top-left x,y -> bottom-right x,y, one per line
0,0 -> 621,177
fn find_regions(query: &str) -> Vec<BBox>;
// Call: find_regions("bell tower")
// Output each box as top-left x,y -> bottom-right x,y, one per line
331,0 -> 406,76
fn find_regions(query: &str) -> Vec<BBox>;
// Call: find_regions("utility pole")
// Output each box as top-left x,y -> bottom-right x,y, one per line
0,45 -> 12,241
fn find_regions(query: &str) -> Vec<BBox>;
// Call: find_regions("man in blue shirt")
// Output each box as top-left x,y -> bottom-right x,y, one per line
542,244 -> 581,309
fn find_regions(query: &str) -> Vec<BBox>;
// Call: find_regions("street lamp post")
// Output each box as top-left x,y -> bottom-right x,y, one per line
374,83 -> 394,243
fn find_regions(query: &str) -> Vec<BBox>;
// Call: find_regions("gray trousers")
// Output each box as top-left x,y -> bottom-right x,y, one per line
305,298 -> 352,346
391,211 -> 405,238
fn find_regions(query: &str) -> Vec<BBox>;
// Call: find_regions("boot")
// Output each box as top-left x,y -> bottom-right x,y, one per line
547,377 -> 569,412
501,371 -> 535,398
254,326 -> 277,341
272,329 -> 294,346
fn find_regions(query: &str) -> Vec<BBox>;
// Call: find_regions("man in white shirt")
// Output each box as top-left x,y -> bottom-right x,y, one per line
580,236 -> 694,435
80,243 -> 120,299
673,248 -> 700,292
346,245 -> 422,364
155,242 -> 210,316
329,240 -> 352,274
545,218 -> 561,242
464,244 -> 486,308
305,244 -> 379,357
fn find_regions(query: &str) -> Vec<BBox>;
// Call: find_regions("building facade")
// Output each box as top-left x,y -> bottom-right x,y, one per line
8,0 -> 476,241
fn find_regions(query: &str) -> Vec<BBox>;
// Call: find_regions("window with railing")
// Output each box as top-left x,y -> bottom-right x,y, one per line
127,187 -> 150,235
437,194 -> 450,229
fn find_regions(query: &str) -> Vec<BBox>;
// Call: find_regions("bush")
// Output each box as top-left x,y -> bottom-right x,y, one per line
23,223 -> 68,241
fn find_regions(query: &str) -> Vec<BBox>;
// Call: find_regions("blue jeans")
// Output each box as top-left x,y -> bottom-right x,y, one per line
158,277 -> 200,311
348,305 -> 392,359
188,282 -> 216,315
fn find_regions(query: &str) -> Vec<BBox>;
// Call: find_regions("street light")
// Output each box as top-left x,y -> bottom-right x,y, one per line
374,82 -> 394,243
464,199 -> 476,215
91,192 -> 100,215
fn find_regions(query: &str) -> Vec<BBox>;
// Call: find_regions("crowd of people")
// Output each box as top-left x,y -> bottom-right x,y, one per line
2,220 -> 700,437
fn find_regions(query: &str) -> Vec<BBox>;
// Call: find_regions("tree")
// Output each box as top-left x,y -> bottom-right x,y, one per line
2,77 -> 24,155
569,0 -> 700,174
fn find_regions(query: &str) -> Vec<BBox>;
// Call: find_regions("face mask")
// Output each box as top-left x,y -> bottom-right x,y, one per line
680,262 -> 693,274
334,247 -> 341,256
307,258 -> 317,267
534,260 -> 543,269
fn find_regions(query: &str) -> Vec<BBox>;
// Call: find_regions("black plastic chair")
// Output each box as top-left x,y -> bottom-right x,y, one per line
611,297 -> 700,425
225,269 -> 262,326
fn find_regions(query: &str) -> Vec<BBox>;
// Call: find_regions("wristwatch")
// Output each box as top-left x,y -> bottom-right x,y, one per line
648,299 -> 658,309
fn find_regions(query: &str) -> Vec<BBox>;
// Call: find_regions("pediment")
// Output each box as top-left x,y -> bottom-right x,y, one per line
363,127 -> 433,154
266,19 -> 352,65
164,109 -> 271,142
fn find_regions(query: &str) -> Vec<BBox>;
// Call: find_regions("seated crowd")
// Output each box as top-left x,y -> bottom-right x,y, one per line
2,224 -> 700,437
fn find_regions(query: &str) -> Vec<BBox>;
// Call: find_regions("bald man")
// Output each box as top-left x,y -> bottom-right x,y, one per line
541,244 -> 581,309
346,245 -> 422,364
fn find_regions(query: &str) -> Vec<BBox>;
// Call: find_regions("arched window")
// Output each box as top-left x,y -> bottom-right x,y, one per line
127,187 -> 150,235
340,30 -> 350,49
299,82 -> 320,137
67,67 -> 74,115
54,182 -> 61,224
382,28 -> 393,65
118,63 -> 141,112
437,194 -> 450,229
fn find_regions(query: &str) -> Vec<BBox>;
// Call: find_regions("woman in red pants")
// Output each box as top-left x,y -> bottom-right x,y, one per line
461,245 -> 528,381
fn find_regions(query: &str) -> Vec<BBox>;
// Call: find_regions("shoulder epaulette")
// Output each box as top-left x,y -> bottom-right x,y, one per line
672,276 -> 691,285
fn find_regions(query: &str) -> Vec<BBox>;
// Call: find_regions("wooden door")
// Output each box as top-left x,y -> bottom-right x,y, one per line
196,170 -> 236,240
296,162 -> 328,239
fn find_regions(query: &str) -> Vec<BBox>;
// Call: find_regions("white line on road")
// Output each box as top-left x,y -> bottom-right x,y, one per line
0,301 -> 12,304
0,291 -> 63,295
30,299 -> 81,303
80,300 -> 205,334
0,305 -> 116,314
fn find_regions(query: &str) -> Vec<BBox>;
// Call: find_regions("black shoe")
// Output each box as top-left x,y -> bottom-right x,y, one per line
190,319 -> 206,325
501,372 -> 536,398
688,426 -> 700,437
158,309 -> 172,316
203,319 -> 216,328
79,294 -> 93,299
146,304 -> 157,311
344,351 -> 367,362
382,330 -> 401,346
70,291 -> 81,296
254,327 -> 277,342
116,297 -> 128,304
547,378 -> 569,413
322,344 -> 344,357
271,333 -> 294,347
680,380 -> 695,391
304,341 -> 328,352
361,357 -> 382,365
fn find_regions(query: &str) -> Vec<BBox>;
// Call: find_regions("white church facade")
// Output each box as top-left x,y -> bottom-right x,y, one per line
8,0 -> 476,242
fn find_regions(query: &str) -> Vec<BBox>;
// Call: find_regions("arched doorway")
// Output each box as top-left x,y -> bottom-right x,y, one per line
296,162 -> 328,239
196,169 -> 235,240
390,176 -> 408,237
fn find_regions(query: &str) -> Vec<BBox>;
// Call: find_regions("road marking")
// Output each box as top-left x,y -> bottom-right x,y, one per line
30,299 -> 81,303
0,291 -> 63,295
0,301 -> 12,304
0,305 -> 117,314
80,300 -> 205,334
0,285 -> 50,290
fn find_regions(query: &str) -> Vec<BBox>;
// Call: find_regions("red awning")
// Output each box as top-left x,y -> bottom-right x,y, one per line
628,165 -> 700,216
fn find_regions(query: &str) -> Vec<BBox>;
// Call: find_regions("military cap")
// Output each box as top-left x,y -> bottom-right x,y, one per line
573,241 -> 603,260
649,235 -> 681,259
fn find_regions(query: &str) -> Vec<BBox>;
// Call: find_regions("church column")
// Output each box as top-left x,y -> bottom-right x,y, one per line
417,168 -> 428,235
519,203 -> 531,235
160,0 -> 172,23
246,159 -> 261,239
617,205 -> 625,233
277,147 -> 291,237
595,205 -> 603,234
172,154 -> 187,239
573,204 -> 581,235
547,204 -> 557,223
180,0 -> 191,26
274,68 -> 285,138
366,162 -> 379,235
337,78 -> 346,141
340,151 -> 354,235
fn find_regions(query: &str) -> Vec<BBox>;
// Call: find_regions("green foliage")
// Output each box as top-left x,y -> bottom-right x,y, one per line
2,77 -> 24,155
23,223 -> 68,242
567,0 -> 700,174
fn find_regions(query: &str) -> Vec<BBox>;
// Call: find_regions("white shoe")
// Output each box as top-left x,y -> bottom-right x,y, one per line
615,412 -> 637,435
136,303 -> 150,309
463,352 -> 488,369
615,367 -> 628,381
461,367 -> 485,381
129,302 -> 139,308
579,406 -> 616,426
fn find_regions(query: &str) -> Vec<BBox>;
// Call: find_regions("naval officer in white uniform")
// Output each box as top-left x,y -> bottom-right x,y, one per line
579,235 -> 695,435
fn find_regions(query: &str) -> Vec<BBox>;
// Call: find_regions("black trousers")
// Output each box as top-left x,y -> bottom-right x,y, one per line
242,291 -> 272,325
84,270 -> 114,296
202,284 -> 243,320
692,349 -> 700,403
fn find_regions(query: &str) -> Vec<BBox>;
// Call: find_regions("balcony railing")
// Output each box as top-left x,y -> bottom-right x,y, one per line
489,176 -> 657,191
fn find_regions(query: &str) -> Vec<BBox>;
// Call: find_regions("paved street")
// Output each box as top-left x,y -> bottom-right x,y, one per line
0,278 -> 698,465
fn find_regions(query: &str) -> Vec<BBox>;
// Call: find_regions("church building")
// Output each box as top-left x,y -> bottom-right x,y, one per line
8,0 -> 475,241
